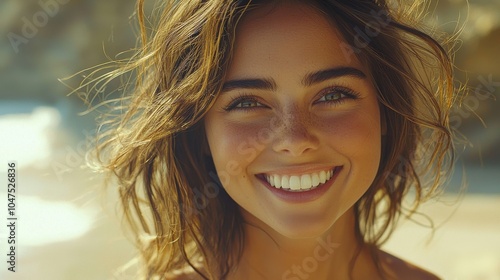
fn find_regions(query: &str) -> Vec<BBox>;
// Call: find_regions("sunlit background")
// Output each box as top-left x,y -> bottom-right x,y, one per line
0,0 -> 499,279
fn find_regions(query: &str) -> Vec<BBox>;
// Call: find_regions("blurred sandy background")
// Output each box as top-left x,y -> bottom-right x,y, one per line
0,0 -> 499,279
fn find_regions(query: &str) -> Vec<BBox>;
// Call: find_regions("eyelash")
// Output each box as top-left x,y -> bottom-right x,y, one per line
223,86 -> 360,112
223,93 -> 265,112
315,86 -> 361,106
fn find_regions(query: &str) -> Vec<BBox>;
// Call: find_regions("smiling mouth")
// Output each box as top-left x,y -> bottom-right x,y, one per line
257,167 -> 341,192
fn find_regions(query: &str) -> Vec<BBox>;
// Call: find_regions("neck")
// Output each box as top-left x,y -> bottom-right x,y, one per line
228,208 -> 379,280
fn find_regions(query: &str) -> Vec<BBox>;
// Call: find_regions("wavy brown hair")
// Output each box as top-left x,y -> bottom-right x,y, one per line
83,0 -> 459,278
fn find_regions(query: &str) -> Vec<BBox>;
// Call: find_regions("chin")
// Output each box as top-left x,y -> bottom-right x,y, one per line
266,211 -> 344,240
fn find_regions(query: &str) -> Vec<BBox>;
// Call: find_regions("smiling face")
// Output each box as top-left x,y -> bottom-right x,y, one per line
204,2 -> 382,239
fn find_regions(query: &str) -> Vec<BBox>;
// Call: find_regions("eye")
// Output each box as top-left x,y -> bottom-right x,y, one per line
315,87 -> 360,105
236,99 -> 261,108
223,95 -> 266,111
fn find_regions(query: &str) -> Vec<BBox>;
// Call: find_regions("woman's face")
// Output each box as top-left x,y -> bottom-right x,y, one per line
204,2 -> 382,238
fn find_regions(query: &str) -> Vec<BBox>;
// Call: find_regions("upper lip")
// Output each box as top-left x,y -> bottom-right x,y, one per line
257,165 -> 339,176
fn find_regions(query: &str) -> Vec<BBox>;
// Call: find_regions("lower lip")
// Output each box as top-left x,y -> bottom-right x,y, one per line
257,167 -> 342,203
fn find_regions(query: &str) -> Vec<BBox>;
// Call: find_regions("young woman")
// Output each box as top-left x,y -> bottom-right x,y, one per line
90,0 -> 458,279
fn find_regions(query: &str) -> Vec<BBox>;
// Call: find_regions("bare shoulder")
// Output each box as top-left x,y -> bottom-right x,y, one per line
377,249 -> 441,280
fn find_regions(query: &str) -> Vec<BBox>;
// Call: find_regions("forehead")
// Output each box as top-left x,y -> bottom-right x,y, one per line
227,2 -> 365,80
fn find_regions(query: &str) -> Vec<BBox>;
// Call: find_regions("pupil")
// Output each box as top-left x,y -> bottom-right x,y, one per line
241,101 -> 254,107
327,92 -> 340,100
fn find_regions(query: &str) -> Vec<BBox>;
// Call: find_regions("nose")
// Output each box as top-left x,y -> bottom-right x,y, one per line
271,109 -> 319,157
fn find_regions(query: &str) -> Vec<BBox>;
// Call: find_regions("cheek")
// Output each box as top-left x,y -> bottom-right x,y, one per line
319,109 -> 382,173
332,113 -> 380,152
205,119 -> 268,184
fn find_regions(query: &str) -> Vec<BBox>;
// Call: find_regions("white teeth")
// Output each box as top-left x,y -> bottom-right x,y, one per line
264,168 -> 336,192
319,170 -> 327,184
267,175 -> 274,187
281,175 -> 289,189
300,174 -> 312,188
269,176 -> 281,186
290,176 -> 301,190
311,173 -> 320,187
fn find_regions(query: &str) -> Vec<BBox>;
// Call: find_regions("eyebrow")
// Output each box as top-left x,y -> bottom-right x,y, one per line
302,66 -> 366,87
221,66 -> 366,93
221,78 -> 276,92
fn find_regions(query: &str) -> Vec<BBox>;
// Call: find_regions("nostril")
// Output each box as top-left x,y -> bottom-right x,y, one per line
271,130 -> 319,156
